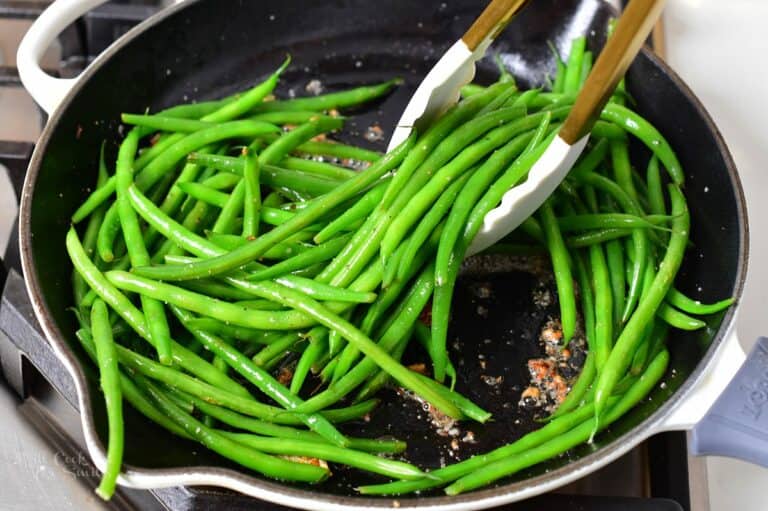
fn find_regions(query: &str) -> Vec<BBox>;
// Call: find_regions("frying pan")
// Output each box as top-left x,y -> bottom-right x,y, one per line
13,0 -> 764,508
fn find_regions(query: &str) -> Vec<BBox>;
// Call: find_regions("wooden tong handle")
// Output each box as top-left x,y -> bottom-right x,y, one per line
560,0 -> 667,144
462,0 -> 531,51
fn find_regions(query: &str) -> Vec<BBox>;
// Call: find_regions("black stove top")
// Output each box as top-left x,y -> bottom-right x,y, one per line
0,1 -> 696,509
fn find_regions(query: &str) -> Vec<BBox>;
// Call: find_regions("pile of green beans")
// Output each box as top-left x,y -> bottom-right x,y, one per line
68,37 -> 733,499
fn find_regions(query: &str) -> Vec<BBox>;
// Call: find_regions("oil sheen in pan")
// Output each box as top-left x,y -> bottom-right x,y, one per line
310,253 -> 587,494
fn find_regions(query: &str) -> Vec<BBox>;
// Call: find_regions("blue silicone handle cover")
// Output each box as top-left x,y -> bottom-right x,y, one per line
690,337 -> 768,467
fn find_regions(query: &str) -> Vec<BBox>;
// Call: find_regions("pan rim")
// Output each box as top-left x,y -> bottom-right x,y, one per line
17,0 -> 749,508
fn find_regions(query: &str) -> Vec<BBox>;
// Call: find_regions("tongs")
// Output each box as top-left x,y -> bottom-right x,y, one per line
389,0 -> 667,255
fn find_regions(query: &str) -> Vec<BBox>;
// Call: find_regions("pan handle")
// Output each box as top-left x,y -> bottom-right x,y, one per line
657,327 -> 768,467
16,0 -> 109,114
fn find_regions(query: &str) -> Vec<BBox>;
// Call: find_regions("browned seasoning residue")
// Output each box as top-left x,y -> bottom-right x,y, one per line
519,317 -> 586,414
277,367 -> 293,386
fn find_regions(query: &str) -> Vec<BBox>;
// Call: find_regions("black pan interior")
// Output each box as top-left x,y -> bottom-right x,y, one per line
23,0 -> 746,501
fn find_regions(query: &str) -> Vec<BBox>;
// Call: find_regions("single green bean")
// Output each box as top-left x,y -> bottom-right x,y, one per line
540,198 -> 577,343
178,181 -> 230,207
279,155 -> 356,180
251,79 -> 399,113
589,243 -> 613,369
665,288 -> 734,315
563,36 -> 586,94
90,299 -> 124,500
657,303 -> 707,330
203,57 -> 290,123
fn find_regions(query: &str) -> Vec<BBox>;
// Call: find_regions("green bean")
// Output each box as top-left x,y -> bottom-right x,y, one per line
185,319 -> 276,344
589,243 -> 613,369
566,228 -> 633,247
74,329 -> 191,439
166,251 -> 376,305
222,431 -> 425,480
443,350 -> 670,495
435,131 -> 535,285
546,41 -> 566,94
74,147 -> 110,304
576,172 -> 649,322
169,389 -> 404,453
430,127 -> 555,382
133,133 -> 415,281
290,330 -> 327,394
236,299 -> 286,311
665,288 -> 734,315
72,174 -> 122,224
381,82 -> 509,208
330,230 -> 439,384
65,228 -> 251,398
114,129 -> 173,364
656,303 -> 707,330
106,270 -> 322,331
610,139 -> 639,204
252,332 -> 302,367
78,119 -> 280,225
568,138 -> 610,179
556,213 -> 669,232
540,199 -> 577,343
178,278 -> 257,301
96,206 -> 122,262
178,181 -> 230,207
246,234 -> 352,281
646,156 -> 666,216
204,57 -> 291,123
600,103 -> 684,185
211,176 -> 246,235
395,172 -> 472,282
264,117 -> 346,164
172,306 -> 348,446
115,336 -> 355,426
563,36 -> 586,94
548,350 -> 595,422
460,83 -> 487,97
120,114 -> 214,133
242,149 -> 261,238
135,133 -> 185,170
327,308 -> 352,359
156,98 -> 231,119
313,181 -> 387,244
354,329 -> 412,402
90,300 -> 124,500
137,376 -> 330,483
291,139 -> 381,163
593,185 -> 688,421
579,51 -> 593,87
251,111 -> 344,126
251,79 -> 399,113
280,155 -> 356,180
291,265 -> 452,415
222,275 -> 464,418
